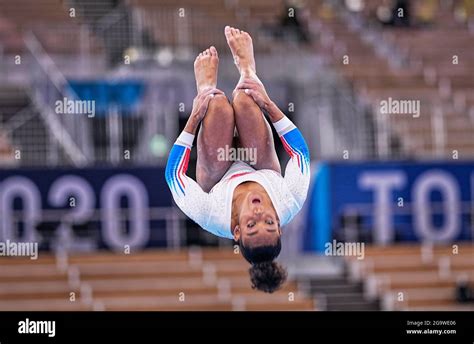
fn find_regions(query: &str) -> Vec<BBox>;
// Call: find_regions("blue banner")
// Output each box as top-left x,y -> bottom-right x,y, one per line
0,167 -> 171,250
305,162 -> 474,252
68,80 -> 145,115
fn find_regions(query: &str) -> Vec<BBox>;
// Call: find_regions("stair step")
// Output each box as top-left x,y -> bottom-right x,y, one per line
327,301 -> 380,311
307,278 -> 349,286
304,272 -> 380,310
309,284 -> 363,294
325,293 -> 369,303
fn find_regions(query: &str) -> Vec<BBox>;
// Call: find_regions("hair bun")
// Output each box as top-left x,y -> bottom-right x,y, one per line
249,261 -> 287,293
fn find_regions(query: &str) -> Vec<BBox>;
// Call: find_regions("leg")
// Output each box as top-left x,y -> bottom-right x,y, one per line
232,90 -> 280,173
196,95 -> 235,192
225,26 -> 281,173
193,46 -> 236,192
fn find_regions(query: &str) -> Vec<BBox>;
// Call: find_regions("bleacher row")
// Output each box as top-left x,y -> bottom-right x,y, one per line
0,0 -> 94,54
346,244 -> 474,311
0,248 -> 316,311
0,0 -> 291,163
1,0 -> 473,162
0,0 -> 296,55
128,0 -> 299,54
0,0 -> 290,55
313,1 -> 474,157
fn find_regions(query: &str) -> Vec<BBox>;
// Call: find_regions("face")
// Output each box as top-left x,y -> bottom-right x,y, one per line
233,191 -> 281,246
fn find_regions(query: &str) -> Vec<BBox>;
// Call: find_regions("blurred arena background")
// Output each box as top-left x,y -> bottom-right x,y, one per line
0,0 -> 473,311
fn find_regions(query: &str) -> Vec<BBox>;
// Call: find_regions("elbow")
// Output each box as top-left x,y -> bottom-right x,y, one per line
165,162 -> 176,190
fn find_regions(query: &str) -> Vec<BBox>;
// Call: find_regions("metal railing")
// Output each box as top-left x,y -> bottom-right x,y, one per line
24,32 -> 93,166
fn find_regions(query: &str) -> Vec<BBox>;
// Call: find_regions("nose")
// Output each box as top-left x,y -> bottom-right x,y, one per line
254,207 -> 263,215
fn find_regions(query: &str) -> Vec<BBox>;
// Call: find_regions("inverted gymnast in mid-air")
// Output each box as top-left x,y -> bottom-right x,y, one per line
166,26 -> 310,293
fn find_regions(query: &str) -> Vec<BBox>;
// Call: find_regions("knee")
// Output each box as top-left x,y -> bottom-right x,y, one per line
208,94 -> 234,120
232,90 -> 256,112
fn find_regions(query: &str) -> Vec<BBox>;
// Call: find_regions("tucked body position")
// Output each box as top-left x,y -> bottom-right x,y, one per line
166,26 -> 310,293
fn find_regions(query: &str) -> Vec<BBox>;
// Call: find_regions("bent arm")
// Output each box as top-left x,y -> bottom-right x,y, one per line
271,114 -> 310,176
165,130 -> 211,228
269,108 -> 311,207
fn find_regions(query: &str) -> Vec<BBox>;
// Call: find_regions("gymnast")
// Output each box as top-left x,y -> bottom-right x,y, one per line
166,26 -> 310,293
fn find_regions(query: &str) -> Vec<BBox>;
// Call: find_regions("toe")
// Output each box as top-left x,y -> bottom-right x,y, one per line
224,26 -> 232,39
210,46 -> 218,57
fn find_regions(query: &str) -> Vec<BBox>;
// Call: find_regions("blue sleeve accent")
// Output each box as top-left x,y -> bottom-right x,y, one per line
281,127 -> 311,175
165,144 -> 188,197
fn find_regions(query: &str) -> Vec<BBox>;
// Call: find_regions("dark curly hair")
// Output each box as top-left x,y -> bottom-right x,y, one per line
238,237 -> 287,293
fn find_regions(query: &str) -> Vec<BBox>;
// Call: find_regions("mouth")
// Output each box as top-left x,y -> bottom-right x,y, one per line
251,196 -> 262,204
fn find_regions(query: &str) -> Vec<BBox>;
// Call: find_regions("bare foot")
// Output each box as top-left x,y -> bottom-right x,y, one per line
224,26 -> 257,79
194,46 -> 219,94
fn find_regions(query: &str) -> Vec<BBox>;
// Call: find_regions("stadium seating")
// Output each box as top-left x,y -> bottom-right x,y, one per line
2,0 -> 470,164
346,244 -> 474,310
312,2 -> 474,157
0,248 -> 316,311
0,0 -> 102,55
299,276 -> 380,311
127,0 -> 304,53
